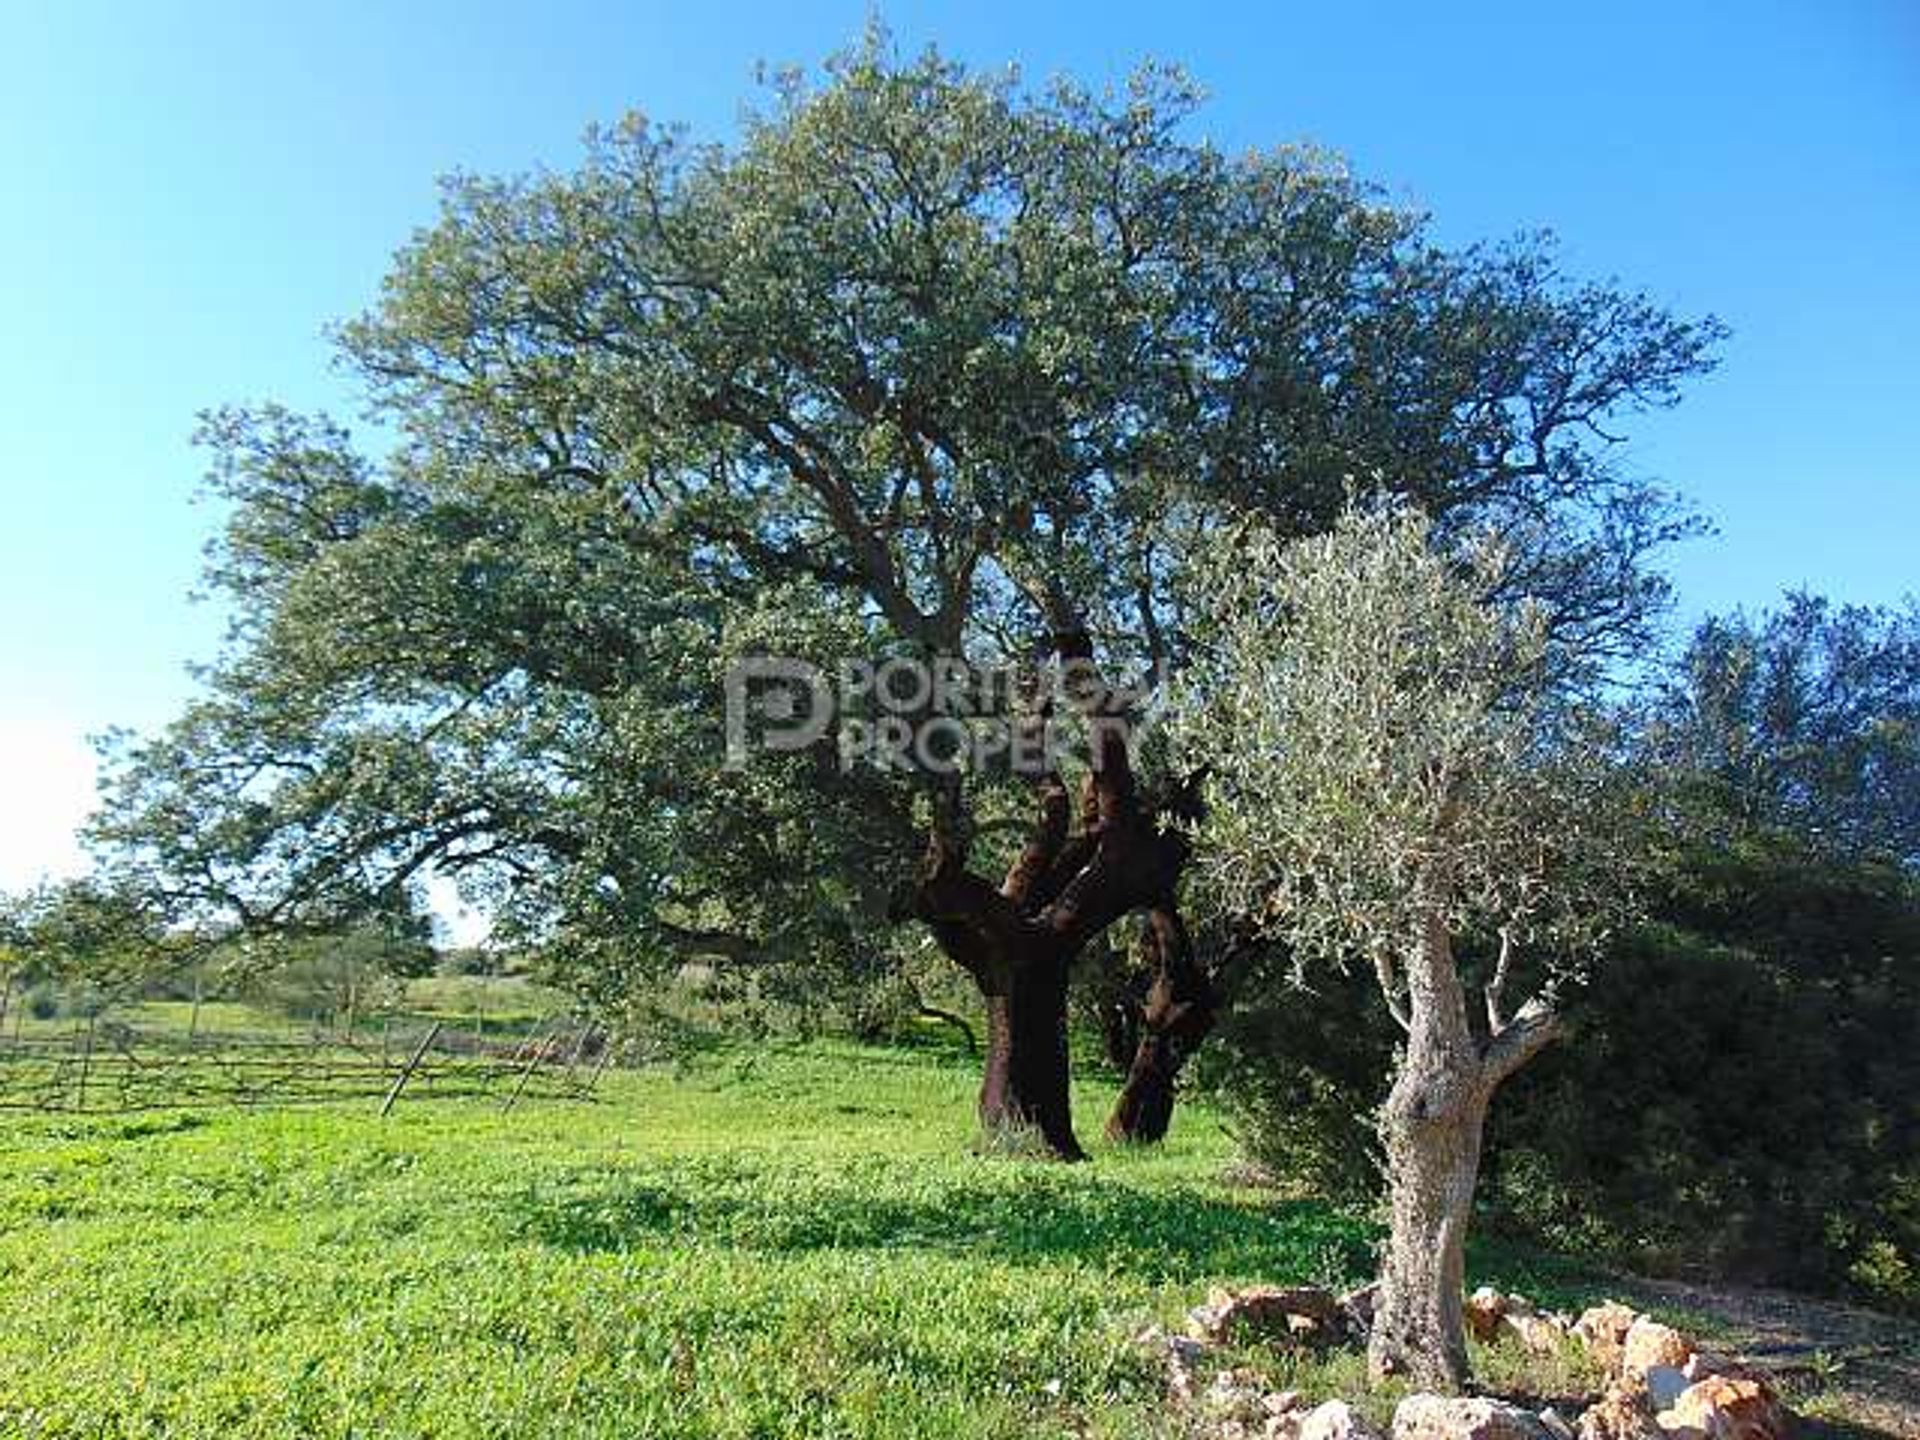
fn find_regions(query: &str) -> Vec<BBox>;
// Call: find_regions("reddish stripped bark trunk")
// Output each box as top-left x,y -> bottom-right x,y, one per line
977,946 -> 1079,1155
1106,907 -> 1218,1144
913,624 -> 1206,1160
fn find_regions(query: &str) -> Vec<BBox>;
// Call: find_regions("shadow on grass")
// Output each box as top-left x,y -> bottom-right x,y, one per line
1791,1404 -> 1914,1440
510,1157 -> 1634,1311
512,1162 -> 1377,1286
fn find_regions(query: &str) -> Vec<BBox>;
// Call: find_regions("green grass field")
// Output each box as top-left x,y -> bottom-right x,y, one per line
0,1040 -> 1612,1439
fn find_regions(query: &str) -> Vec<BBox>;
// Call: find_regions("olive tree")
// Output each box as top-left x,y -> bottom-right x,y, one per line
1171,505 -> 1639,1389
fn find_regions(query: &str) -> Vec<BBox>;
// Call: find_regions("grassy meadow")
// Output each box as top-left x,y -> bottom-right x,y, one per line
0,1038 -> 1615,1439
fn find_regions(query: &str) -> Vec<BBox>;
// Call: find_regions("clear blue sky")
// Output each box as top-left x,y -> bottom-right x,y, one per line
2,0 -> 1915,891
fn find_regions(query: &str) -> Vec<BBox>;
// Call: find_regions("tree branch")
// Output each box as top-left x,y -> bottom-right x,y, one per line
1481,994 -> 1562,1087
1375,950 -> 1414,1034
1484,924 -> 1515,1033
652,918 -> 759,963
1000,771 -> 1070,910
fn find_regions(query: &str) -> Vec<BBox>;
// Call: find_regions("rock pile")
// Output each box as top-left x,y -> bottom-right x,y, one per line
1463,1287 -> 1575,1354
1187,1284 -> 1356,1347
1133,1288 -> 1795,1440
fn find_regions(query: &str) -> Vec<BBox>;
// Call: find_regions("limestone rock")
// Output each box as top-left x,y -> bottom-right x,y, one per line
1573,1302 -> 1641,1372
1189,1285 -> 1345,1345
1466,1287 -> 1547,1346
1575,1382 -> 1664,1440
1681,1352 -> 1767,1386
1256,1393 -> 1310,1440
1466,1286 -> 1511,1343
1659,1376 -> 1788,1440
1197,1371 -> 1315,1438
1538,1407 -> 1575,1440
1622,1318 -> 1694,1378
1301,1399 -> 1384,1440
1503,1310 -> 1571,1355
1394,1393 -> 1553,1440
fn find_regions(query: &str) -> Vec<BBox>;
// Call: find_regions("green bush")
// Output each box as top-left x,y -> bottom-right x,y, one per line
1485,836 -> 1920,1310
1194,955 -> 1393,1205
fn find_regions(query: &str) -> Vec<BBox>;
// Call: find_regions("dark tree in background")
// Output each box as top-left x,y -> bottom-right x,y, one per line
1655,592 -> 1920,864
1486,594 -> 1920,1308
88,34 -> 1719,1157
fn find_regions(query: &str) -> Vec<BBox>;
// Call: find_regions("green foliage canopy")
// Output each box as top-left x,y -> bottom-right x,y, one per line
87,36 -> 1719,1009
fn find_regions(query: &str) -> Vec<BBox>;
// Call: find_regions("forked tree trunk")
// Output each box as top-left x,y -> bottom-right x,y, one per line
1106,1034 -> 1179,1142
916,778 -> 1097,1162
913,623 -> 1204,1161
1366,910 -> 1563,1392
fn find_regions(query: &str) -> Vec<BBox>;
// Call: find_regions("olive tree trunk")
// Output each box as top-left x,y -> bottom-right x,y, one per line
1367,912 -> 1561,1391
1369,1054 -> 1488,1388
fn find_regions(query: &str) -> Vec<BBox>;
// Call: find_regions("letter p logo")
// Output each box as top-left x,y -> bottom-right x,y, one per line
723,657 -> 832,769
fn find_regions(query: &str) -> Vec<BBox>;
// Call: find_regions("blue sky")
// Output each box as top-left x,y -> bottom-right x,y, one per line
1,0 -> 1915,893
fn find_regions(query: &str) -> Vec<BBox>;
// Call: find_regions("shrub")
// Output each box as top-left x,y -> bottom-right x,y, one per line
1485,835 -> 1920,1310
25,985 -> 61,1021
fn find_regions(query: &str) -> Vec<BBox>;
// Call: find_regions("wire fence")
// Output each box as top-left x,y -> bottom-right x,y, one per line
0,1009 -> 612,1116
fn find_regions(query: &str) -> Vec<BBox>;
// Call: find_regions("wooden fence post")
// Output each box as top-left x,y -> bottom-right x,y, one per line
379,1020 -> 442,1118
581,1039 -> 615,1098
560,1026 -> 592,1084
500,1016 -> 557,1114
74,1015 -> 97,1113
